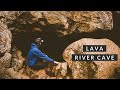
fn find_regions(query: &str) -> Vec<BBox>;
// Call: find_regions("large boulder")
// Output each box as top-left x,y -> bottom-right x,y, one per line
0,11 -> 113,36
53,62 -> 68,78
63,38 -> 120,79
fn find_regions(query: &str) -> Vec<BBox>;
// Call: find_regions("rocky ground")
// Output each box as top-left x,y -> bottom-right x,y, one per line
0,11 -> 120,79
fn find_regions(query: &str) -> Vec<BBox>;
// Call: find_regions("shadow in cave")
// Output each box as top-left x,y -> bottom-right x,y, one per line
12,31 -> 67,62
64,11 -> 120,48
107,11 -> 120,48
12,11 -> 120,63
12,29 -> 112,62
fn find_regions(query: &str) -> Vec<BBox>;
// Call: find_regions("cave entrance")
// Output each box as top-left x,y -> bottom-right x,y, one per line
11,28 -> 115,63
11,11 -> 120,63
12,31 -> 67,62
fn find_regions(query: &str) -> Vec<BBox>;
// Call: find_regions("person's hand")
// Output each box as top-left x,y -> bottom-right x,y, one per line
54,61 -> 60,64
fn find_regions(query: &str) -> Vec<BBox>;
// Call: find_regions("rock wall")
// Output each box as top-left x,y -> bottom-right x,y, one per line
30,11 -> 113,36
0,21 -> 12,78
0,11 -> 119,79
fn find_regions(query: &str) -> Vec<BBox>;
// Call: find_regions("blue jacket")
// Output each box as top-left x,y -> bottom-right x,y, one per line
27,43 -> 54,66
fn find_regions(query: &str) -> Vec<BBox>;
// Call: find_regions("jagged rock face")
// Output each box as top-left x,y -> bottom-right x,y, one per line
0,11 -> 113,36
53,62 -> 67,78
72,11 -> 112,32
11,46 -> 25,71
0,21 -> 12,63
30,11 -> 69,26
0,21 -> 12,78
0,11 -> 20,25
3,62 -> 68,79
0,11 -> 19,19
26,62 -> 68,79
63,38 -> 120,79
0,21 -> 12,54
0,11 -> 112,38
0,11 -> 117,79
0,53 -> 11,68
30,11 -> 113,36
4,68 -> 29,79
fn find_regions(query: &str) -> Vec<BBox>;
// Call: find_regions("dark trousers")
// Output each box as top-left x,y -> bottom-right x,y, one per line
29,60 -> 49,70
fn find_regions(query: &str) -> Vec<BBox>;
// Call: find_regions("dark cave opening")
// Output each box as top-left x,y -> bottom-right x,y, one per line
12,29 -> 120,63
12,31 -> 67,62
12,29 -> 112,63
108,11 -> 120,48
0,53 -> 4,58
11,11 -> 120,64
